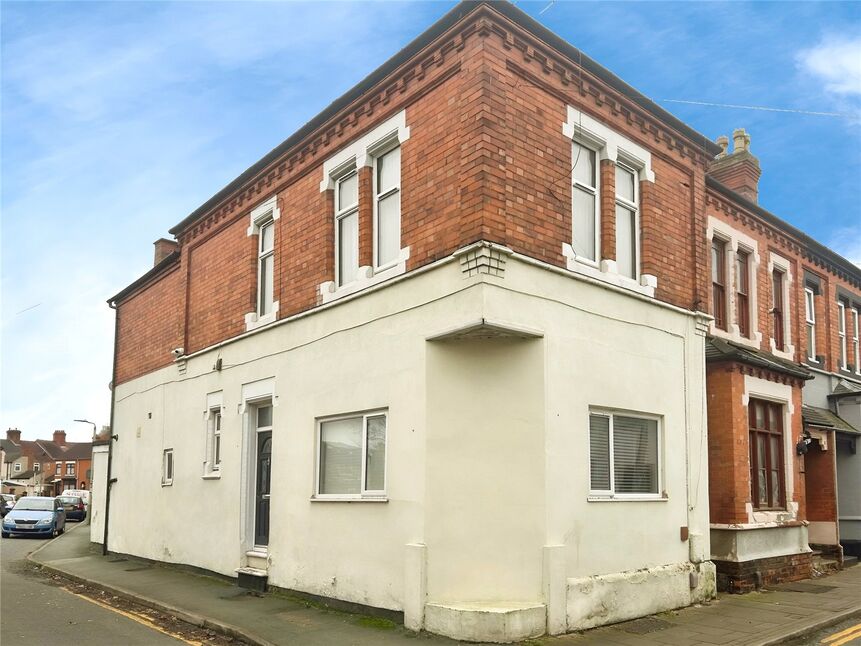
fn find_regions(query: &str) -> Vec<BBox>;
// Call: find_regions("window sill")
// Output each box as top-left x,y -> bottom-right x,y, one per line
201,472 -> 221,480
318,247 -> 409,305
769,338 -> 795,362
161,482 -> 173,487
244,302 -> 279,332
710,324 -> 762,349
587,494 -> 667,502
562,244 -> 657,298
310,496 -> 388,503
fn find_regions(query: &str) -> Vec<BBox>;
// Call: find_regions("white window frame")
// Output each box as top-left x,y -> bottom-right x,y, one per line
244,196 -> 281,331
334,166 -> 360,287
372,140 -> 402,272
706,217 -> 762,348
33,462 -> 40,473
614,161 -> 640,280
852,307 -> 860,374
65,461 -> 75,476
587,408 -> 663,501
318,111 -> 411,304
257,219 -> 275,316
13,463 -> 21,473
55,461 -> 62,474
805,287 -> 817,361
838,301 -> 848,370
162,449 -> 174,486
570,141 -> 600,267
561,106 -> 657,297
314,410 -> 387,501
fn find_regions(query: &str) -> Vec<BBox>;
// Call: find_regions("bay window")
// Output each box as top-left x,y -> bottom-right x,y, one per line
749,399 -> 784,510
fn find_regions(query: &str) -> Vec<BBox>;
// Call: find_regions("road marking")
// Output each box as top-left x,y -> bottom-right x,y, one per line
65,587 -> 202,645
823,623 -> 861,646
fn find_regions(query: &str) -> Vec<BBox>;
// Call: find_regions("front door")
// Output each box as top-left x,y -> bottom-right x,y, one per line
254,429 -> 272,546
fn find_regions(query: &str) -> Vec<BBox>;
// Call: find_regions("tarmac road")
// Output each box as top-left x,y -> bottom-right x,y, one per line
0,524 -> 182,646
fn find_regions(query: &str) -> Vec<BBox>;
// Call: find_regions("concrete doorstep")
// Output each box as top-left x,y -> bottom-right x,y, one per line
26,527 -> 861,646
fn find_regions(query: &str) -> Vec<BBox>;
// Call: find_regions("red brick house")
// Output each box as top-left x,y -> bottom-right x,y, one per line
100,1 -> 860,639
2,429 -> 94,496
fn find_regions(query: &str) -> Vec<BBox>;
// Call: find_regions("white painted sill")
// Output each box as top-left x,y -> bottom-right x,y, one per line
318,247 -> 410,305
587,494 -> 667,502
244,302 -> 279,332
310,496 -> 388,503
161,481 -> 173,487
201,472 -> 221,480
562,244 -> 657,298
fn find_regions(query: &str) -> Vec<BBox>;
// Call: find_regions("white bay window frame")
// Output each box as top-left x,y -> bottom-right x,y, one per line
319,111 -> 411,304
314,410 -> 387,501
561,106 -> 657,297
244,196 -> 280,331
588,408 -> 663,501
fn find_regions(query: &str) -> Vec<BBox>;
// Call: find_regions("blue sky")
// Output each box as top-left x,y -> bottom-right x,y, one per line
2,1 -> 860,442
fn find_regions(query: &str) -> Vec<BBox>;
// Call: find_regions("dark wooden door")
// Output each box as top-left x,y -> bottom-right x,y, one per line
254,432 -> 272,546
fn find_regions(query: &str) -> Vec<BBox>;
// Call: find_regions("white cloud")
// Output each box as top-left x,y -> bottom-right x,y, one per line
797,35 -> 861,96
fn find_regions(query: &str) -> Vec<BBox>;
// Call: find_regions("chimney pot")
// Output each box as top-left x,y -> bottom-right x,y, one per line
53,430 -> 66,446
6,428 -> 21,443
716,135 -> 729,158
153,238 -> 179,266
732,128 -> 749,154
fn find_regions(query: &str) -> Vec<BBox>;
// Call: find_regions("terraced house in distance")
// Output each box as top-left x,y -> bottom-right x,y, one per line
93,1 -> 859,642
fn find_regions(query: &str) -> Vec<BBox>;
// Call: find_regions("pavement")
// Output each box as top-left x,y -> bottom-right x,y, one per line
28,526 -> 861,646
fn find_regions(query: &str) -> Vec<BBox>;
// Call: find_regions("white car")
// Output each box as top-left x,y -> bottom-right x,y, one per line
61,489 -> 90,508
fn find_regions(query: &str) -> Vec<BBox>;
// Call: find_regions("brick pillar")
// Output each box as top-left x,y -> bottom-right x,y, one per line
358,166 -> 374,268
599,159 -> 616,262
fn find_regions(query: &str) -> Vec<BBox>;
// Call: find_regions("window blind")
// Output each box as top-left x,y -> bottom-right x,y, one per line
589,414 -> 610,491
613,416 -> 658,494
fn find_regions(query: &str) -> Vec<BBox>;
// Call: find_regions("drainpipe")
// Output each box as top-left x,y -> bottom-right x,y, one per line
103,301 -> 120,556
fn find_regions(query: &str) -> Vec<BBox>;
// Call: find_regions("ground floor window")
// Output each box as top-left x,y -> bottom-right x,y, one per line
317,411 -> 387,498
589,410 -> 660,497
749,398 -> 784,510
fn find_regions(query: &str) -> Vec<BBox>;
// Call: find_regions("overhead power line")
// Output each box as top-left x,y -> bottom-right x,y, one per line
661,99 -> 853,118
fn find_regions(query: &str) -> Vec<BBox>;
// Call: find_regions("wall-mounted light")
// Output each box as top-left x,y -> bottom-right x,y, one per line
796,433 -> 812,456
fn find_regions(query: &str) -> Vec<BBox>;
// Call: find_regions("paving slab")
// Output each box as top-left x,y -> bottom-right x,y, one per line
28,526 -> 861,646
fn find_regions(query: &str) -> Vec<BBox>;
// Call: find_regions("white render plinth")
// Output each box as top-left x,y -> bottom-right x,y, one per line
424,601 -> 546,643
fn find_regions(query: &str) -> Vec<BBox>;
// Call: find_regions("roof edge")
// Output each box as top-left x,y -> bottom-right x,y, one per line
168,0 -> 721,238
108,251 -> 181,306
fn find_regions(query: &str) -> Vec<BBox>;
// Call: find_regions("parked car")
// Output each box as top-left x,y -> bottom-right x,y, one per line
56,496 -> 86,522
0,494 -> 15,517
61,489 -> 90,508
1,496 -> 65,538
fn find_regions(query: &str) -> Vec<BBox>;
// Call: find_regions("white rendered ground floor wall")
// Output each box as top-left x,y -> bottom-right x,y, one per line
100,242 -> 715,642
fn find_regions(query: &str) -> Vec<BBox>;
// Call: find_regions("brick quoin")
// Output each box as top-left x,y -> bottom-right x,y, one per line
111,2 -> 860,394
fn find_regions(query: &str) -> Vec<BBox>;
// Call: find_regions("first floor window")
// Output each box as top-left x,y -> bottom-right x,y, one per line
317,411 -> 386,497
772,269 -> 785,351
65,462 -> 75,476
55,461 -> 62,474
749,399 -> 784,510
336,170 -> 359,286
571,142 -> 598,263
589,410 -> 660,496
375,145 -> 401,268
614,163 -> 639,279
33,463 -> 40,473
735,249 -> 751,338
711,238 -> 727,330
14,463 -> 21,473
257,219 -> 275,316
853,308 -> 860,373
805,287 -> 817,360
838,301 -> 848,370
162,449 -> 174,486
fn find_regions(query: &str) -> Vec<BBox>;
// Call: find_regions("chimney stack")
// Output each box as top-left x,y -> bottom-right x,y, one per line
708,127 -> 762,203
53,430 -> 67,446
153,238 -> 179,266
6,428 -> 21,443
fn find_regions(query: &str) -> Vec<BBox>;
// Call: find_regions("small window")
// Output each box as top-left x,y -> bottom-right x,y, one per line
317,411 -> 386,498
65,462 -> 75,476
838,302 -> 848,370
614,163 -> 639,279
33,463 -> 40,473
205,407 -> 222,475
805,288 -> 817,361
711,239 -> 727,330
772,269 -> 785,351
571,143 -> 599,263
336,170 -> 359,286
257,220 -> 275,316
162,449 -> 174,486
13,463 -> 22,473
374,146 -> 401,269
55,461 -> 62,474
589,411 -> 660,497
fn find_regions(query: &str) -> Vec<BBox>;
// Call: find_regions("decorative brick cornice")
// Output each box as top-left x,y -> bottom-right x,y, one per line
706,190 -> 861,289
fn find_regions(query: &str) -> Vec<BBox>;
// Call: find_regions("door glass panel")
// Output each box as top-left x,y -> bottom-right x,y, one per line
257,406 -> 272,429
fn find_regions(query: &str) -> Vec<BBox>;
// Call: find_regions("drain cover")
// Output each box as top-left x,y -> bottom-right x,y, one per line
621,617 -> 672,634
